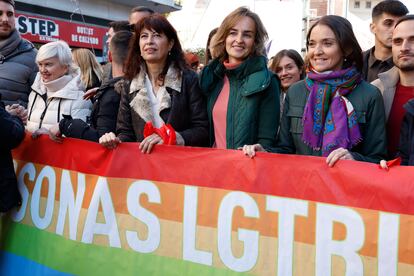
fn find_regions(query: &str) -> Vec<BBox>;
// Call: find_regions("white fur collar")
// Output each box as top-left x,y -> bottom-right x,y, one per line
129,66 -> 182,123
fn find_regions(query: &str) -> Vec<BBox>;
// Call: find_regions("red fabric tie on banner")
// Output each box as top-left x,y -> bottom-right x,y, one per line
386,157 -> 401,167
144,122 -> 176,145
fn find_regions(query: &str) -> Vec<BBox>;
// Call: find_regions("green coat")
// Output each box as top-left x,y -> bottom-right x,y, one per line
274,80 -> 387,163
199,56 -> 280,149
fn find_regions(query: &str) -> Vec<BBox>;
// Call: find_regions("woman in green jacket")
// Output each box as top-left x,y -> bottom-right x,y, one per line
243,15 -> 387,166
199,7 -> 280,149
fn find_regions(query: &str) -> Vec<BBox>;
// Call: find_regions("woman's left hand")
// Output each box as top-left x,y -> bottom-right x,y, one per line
326,147 -> 354,167
139,133 -> 163,153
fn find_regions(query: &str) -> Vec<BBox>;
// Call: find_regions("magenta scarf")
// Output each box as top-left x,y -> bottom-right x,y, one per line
302,66 -> 362,156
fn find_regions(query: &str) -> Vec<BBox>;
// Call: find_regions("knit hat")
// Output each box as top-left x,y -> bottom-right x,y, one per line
1,0 -> 15,7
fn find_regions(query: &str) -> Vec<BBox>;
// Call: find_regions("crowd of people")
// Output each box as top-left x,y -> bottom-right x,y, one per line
1,0 -> 414,213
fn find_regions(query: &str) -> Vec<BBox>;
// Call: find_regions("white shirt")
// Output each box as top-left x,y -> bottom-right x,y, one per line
145,75 -> 165,128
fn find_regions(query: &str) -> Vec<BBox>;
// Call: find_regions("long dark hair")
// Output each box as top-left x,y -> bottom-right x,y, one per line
124,14 -> 187,83
306,15 -> 363,72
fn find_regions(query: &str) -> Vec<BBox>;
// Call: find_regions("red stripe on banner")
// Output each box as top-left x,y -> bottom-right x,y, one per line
13,134 -> 414,215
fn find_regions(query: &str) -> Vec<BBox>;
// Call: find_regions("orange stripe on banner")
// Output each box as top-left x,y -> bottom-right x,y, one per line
399,214 -> 414,264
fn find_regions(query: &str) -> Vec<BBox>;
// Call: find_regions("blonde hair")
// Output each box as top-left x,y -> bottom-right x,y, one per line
36,40 -> 77,74
72,48 -> 103,88
211,7 -> 268,62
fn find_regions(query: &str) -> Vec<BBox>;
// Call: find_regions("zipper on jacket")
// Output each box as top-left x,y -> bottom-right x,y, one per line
57,98 -> 63,122
39,100 -> 51,129
28,89 -> 48,128
225,77 -> 235,149
28,93 -> 38,121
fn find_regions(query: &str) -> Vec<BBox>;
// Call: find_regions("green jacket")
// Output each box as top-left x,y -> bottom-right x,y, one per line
274,80 -> 387,163
199,56 -> 280,149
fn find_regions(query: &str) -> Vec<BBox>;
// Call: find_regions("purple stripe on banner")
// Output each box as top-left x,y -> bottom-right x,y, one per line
0,252 -> 71,276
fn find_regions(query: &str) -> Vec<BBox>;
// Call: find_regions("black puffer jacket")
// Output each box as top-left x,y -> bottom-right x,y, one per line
59,77 -> 124,142
399,99 -> 414,165
0,102 -> 25,212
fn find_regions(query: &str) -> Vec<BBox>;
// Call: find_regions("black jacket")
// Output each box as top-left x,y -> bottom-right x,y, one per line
117,69 -> 209,146
0,102 -> 25,212
59,77 -> 123,142
399,99 -> 414,165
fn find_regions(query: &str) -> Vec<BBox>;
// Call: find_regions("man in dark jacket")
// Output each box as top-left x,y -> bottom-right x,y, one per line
362,0 -> 408,82
0,0 -> 37,107
57,31 -> 133,142
0,98 -> 25,212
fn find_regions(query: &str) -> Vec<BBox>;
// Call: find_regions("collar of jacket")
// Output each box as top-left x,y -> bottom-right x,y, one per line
201,55 -> 272,97
128,65 -> 182,124
93,76 -> 124,101
31,69 -> 84,100
377,66 -> 400,89
100,76 -> 123,89
374,66 -> 400,119
129,65 -> 181,94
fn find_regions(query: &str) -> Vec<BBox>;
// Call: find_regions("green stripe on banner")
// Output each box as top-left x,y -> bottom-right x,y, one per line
1,220 -> 249,276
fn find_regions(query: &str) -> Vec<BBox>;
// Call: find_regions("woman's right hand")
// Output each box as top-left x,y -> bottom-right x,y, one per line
239,144 -> 265,158
99,132 -> 121,149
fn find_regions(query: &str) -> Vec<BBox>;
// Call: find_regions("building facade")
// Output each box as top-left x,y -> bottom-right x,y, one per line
15,0 -> 182,61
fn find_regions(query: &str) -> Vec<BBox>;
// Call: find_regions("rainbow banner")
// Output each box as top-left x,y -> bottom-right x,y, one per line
1,136 -> 414,275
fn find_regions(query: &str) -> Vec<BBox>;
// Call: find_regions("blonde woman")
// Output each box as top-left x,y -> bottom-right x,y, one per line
72,48 -> 103,91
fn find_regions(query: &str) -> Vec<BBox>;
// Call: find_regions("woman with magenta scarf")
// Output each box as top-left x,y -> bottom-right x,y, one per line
242,15 -> 387,166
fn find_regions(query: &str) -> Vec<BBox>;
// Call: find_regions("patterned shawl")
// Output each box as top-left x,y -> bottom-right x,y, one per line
302,66 -> 362,156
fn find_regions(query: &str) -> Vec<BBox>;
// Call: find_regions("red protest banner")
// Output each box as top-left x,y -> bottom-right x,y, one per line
4,135 -> 414,275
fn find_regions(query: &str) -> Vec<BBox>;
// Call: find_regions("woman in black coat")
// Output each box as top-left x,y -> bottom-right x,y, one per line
99,14 -> 208,153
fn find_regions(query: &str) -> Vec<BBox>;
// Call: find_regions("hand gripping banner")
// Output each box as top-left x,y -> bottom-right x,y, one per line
1,136 -> 414,275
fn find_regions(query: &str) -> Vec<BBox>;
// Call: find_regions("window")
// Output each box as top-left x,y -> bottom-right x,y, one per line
366,1 -> 371,9
354,1 -> 360,8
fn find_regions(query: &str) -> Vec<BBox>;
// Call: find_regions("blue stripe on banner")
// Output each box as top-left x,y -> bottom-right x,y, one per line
0,252 -> 72,276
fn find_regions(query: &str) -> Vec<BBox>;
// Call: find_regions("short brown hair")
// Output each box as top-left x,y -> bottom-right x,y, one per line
211,7 -> 268,62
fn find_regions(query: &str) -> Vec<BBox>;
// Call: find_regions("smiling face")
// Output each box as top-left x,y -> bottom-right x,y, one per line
0,1 -> 15,39
307,24 -> 343,72
38,57 -> 68,83
225,16 -> 256,64
139,28 -> 173,66
275,55 -> 302,91
392,19 -> 414,72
